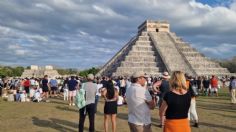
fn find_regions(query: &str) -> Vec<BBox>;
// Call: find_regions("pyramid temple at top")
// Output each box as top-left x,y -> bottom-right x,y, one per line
97,20 -> 231,77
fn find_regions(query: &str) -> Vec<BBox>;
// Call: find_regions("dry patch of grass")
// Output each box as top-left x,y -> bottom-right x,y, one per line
0,88 -> 235,132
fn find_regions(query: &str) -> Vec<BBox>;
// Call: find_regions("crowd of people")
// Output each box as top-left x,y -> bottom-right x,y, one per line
0,71 -> 236,132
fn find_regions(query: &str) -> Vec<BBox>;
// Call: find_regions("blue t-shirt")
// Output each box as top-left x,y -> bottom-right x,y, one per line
68,79 -> 78,91
50,79 -> 58,87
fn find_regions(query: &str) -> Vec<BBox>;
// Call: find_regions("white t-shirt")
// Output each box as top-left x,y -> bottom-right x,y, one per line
126,83 -> 152,125
96,84 -> 103,96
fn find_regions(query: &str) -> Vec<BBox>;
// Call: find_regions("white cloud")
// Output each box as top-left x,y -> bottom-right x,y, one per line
0,0 -> 236,68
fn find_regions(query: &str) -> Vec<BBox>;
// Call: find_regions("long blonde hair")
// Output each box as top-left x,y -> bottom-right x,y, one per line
169,71 -> 188,93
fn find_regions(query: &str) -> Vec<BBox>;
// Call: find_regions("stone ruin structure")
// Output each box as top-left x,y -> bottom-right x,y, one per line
97,20 -> 231,77
21,65 -> 60,78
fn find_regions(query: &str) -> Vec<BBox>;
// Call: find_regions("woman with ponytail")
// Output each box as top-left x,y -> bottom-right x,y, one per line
159,71 -> 191,132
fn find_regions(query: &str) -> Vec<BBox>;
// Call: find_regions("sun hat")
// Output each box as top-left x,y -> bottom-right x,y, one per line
162,71 -> 170,79
132,71 -> 148,78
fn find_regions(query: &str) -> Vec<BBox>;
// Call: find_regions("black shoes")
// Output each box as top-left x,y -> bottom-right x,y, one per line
193,123 -> 199,128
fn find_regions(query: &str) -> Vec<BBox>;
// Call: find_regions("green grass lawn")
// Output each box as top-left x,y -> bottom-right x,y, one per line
0,88 -> 235,132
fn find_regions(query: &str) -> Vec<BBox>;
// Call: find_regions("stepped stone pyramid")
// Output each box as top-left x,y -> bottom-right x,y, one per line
97,20 -> 230,77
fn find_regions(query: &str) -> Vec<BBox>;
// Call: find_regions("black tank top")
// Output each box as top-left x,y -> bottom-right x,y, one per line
164,91 -> 191,119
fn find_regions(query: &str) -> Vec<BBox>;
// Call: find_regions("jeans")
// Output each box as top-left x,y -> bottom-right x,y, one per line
95,95 -> 99,112
79,103 -> 95,132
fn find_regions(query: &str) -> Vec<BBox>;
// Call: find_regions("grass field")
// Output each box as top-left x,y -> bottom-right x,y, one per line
0,88 -> 235,132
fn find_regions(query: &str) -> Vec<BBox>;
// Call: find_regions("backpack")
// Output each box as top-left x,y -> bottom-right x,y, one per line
75,83 -> 86,109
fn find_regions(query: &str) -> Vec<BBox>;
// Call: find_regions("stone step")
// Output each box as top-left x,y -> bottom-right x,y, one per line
182,52 -> 203,57
116,67 -> 160,73
191,63 -> 221,68
138,36 -> 150,41
121,62 -> 158,67
141,32 -> 148,36
180,48 -> 196,52
194,68 -> 229,73
132,46 -> 154,51
135,41 -> 152,46
125,56 -> 156,62
128,51 -> 156,56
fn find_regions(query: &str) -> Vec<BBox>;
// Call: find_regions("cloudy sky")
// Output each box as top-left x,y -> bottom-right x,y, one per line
0,0 -> 236,69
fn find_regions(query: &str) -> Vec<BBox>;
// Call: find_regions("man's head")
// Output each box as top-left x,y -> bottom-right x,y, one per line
87,74 -> 94,81
131,71 -> 148,87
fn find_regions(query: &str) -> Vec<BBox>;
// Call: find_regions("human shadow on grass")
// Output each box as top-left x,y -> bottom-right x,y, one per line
56,105 -> 79,113
200,121 -> 236,131
212,113 -> 236,119
50,99 -> 69,105
32,116 -> 87,132
197,103 -> 236,113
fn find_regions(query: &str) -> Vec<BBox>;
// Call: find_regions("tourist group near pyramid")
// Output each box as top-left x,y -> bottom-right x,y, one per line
97,20 -> 232,77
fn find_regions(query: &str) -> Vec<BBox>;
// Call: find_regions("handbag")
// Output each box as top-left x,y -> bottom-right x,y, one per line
75,83 -> 86,109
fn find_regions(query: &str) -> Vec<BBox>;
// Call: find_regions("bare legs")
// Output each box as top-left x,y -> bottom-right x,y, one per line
104,114 -> 116,132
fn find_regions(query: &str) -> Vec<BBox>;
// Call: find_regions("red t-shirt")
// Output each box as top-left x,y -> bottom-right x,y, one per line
211,78 -> 218,88
24,80 -> 30,87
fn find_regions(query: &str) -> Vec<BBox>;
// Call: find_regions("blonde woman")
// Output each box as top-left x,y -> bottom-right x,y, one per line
159,71 -> 191,132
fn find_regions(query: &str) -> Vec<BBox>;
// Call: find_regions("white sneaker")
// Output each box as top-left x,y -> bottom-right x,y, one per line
72,103 -> 75,106
69,103 -> 71,106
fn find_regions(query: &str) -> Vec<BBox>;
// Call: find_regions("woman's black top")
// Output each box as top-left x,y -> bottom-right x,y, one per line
164,91 -> 191,119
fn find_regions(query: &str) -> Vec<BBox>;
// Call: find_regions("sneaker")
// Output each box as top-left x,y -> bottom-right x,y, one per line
193,123 -> 199,128
72,103 -> 75,106
69,103 -> 71,106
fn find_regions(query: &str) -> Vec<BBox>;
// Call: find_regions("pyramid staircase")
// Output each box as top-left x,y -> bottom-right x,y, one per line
97,20 -> 231,77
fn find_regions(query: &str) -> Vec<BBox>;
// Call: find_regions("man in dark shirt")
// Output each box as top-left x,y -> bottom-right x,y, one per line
42,75 -> 49,102
68,76 -> 78,106
158,72 -> 170,127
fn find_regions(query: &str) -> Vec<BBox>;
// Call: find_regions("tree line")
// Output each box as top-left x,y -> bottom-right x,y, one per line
218,56 -> 236,73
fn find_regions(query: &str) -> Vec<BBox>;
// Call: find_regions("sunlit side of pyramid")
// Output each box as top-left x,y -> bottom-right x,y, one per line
97,20 -> 230,77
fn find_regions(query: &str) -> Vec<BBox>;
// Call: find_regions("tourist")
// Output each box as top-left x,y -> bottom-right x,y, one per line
42,75 -> 50,102
229,76 -> 236,104
68,76 -> 78,106
202,76 -> 210,96
188,76 -> 199,128
101,80 -> 118,132
24,78 -> 30,96
210,75 -> 218,96
49,77 -> 58,97
95,78 -> 103,113
0,78 -> 3,97
79,74 -> 97,132
119,77 -> 126,97
126,71 -> 156,132
159,71 -> 191,132
158,71 -> 170,127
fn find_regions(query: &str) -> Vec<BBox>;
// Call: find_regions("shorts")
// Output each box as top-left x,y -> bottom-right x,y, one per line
42,86 -> 49,92
210,88 -> 218,93
69,90 -> 76,97
51,87 -> 57,91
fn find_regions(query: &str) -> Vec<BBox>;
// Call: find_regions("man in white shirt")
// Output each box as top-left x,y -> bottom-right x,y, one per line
126,71 -> 156,132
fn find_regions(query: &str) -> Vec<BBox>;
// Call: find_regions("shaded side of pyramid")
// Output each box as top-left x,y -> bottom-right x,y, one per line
97,20 -> 231,77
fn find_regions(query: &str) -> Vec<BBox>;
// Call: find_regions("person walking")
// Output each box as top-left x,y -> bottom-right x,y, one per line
101,80 -> 118,132
126,71 -> 156,132
229,76 -> 236,104
159,71 -> 191,132
79,74 -> 97,132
